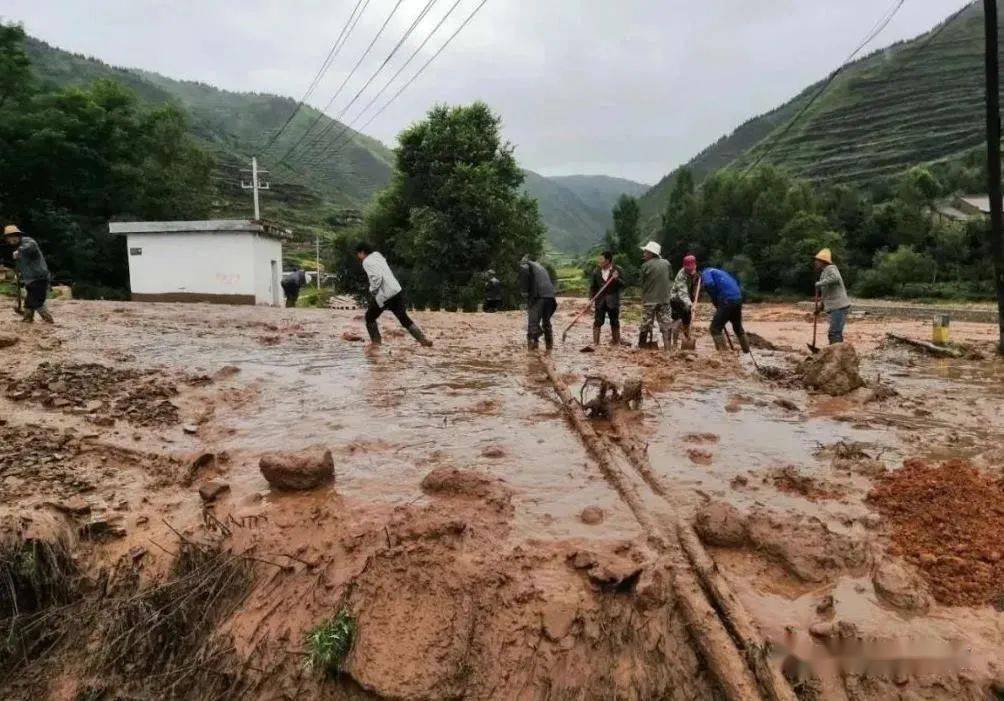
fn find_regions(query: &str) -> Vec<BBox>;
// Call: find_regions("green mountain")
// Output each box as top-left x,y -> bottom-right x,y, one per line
23,36 -> 394,238
522,172 -> 648,253
24,34 -> 645,254
640,2 -> 989,224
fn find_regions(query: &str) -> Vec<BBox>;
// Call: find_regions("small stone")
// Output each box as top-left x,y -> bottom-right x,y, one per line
815,594 -> 835,615
773,398 -> 800,412
182,424 -> 198,435
481,445 -> 506,458
580,506 -> 604,525
198,480 -> 231,502
45,496 -> 91,515
541,602 -> 577,641
0,335 -> 19,349
568,550 -> 597,570
130,546 -> 148,561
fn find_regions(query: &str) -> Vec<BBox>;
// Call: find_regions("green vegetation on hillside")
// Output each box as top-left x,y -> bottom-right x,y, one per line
0,24 -> 212,293
640,3 -> 994,225
329,102 -> 546,310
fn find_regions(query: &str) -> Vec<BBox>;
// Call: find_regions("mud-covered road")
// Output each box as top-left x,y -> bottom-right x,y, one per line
1,298 -> 1002,700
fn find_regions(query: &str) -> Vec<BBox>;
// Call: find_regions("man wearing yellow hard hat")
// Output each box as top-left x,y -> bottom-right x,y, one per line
3,224 -> 54,323
813,248 -> 849,344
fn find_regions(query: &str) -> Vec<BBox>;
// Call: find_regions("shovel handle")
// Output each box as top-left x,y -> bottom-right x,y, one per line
561,274 -> 616,341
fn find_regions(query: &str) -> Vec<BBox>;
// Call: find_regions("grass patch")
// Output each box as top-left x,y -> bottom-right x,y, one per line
306,608 -> 356,676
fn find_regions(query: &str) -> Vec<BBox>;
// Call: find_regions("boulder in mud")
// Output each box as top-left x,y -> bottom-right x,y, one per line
580,506 -> 604,525
259,448 -> 334,491
694,501 -> 747,547
745,510 -> 868,582
872,559 -> 931,612
420,467 -> 512,511
798,342 -> 864,396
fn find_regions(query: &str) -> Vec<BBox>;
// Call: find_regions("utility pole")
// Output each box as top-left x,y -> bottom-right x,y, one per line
985,0 -> 1004,354
315,232 -> 321,291
240,156 -> 270,221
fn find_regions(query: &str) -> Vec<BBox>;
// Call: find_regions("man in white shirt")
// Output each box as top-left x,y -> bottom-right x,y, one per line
356,242 -> 433,347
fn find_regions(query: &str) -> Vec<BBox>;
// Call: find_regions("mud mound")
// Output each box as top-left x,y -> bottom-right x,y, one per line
868,459 -> 1004,607
797,343 -> 864,396
3,362 -> 180,426
695,501 -> 868,582
342,506 -> 714,700
420,467 -> 513,512
768,465 -> 844,501
0,425 -> 89,501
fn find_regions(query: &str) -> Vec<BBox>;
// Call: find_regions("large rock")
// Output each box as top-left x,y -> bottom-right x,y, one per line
259,448 -> 334,491
872,559 -> 931,612
798,343 -> 864,396
694,501 -> 748,547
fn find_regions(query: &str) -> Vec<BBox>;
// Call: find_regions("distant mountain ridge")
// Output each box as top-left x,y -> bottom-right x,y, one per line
23,33 -> 646,252
640,2 -> 991,224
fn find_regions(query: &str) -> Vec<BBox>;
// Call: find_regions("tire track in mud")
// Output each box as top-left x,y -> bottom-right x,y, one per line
539,355 -> 797,701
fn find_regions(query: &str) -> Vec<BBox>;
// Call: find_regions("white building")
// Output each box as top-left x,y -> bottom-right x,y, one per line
109,220 -> 291,306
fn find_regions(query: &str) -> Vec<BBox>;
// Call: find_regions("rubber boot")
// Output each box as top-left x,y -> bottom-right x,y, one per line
592,327 -> 601,347
711,333 -> 727,352
661,330 -> 672,353
543,328 -> 554,352
21,309 -> 34,323
637,330 -> 648,349
611,327 -> 621,346
737,332 -> 751,354
408,324 -> 433,347
527,336 -> 539,352
38,305 -> 54,324
366,321 -> 382,345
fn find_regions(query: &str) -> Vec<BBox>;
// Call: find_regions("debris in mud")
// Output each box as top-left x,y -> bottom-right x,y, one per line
871,558 -> 932,612
198,480 -> 230,502
797,343 -> 864,396
420,467 -> 512,512
480,444 -> 506,458
341,330 -> 364,342
0,334 -> 18,349
768,465 -> 844,501
746,331 -> 784,351
3,362 -> 181,426
0,424 -> 90,500
580,505 -> 604,525
579,375 -> 643,417
259,448 -> 334,491
773,397 -> 800,412
686,448 -> 713,465
682,432 -> 719,444
868,458 -> 1004,606
694,501 -> 867,582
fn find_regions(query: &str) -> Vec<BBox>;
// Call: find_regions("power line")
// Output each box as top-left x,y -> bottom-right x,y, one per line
277,0 -> 405,166
308,0 -> 466,164
262,0 -> 368,153
294,0 -> 440,164
320,0 -> 490,163
741,0 -> 906,177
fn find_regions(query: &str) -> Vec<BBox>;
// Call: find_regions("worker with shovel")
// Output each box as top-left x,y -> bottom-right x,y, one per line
356,242 -> 433,347
589,250 -> 624,346
701,266 -> 750,354
670,254 -> 700,349
813,248 -> 850,345
638,241 -> 673,351
4,225 -> 53,324
519,255 -> 557,352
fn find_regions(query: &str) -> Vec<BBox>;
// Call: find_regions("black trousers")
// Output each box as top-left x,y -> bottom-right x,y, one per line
670,299 -> 692,326
282,281 -> 300,307
593,303 -> 620,328
366,292 -> 413,328
527,297 -> 557,340
710,300 -> 744,337
24,280 -> 48,310
483,299 -> 502,313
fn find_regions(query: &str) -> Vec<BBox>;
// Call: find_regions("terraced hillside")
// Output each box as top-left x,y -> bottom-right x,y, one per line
640,2 -> 989,223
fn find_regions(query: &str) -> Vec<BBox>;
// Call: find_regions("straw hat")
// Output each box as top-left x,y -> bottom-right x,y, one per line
3,225 -> 23,236
814,248 -> 832,264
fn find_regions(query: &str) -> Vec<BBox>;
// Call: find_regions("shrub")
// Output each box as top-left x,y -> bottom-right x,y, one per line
306,608 -> 356,676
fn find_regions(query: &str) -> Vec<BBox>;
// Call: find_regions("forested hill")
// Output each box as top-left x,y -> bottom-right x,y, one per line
25,34 -> 644,253
23,36 -> 395,235
521,172 -> 648,253
640,2 -> 989,223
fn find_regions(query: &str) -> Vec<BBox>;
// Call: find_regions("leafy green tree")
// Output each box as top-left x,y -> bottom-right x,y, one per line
0,25 -> 213,292
361,102 -> 545,308
0,23 -> 32,109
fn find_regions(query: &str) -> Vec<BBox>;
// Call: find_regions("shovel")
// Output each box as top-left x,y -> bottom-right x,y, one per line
680,278 -> 701,351
561,274 -> 616,343
808,290 -> 821,354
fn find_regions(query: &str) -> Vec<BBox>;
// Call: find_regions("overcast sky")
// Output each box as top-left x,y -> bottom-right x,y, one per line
2,0 -> 974,184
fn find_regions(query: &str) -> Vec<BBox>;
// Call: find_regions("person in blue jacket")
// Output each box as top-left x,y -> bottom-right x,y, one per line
700,267 -> 750,354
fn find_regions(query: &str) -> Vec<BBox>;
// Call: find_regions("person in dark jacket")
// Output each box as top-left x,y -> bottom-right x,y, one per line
281,268 -> 307,307
518,256 -> 557,351
700,267 -> 749,353
483,270 -> 503,312
4,225 -> 53,323
589,250 -> 623,346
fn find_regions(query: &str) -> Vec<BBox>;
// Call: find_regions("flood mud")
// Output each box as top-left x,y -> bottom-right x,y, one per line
1,299 -> 1003,699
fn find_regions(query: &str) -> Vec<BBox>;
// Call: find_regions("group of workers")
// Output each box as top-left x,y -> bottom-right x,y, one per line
583,241 -> 850,353
2,223 -> 848,351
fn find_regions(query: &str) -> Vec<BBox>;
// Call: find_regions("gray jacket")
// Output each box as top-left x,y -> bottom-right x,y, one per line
816,264 -> 850,312
14,236 -> 50,284
519,260 -> 555,302
640,257 -> 672,305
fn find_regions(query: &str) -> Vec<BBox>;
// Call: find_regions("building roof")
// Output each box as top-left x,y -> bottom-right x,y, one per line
933,203 -> 969,221
958,195 -> 991,214
109,219 -> 292,240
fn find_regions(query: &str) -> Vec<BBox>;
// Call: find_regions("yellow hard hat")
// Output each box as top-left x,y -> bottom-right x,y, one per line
814,248 -> 832,264
3,225 -> 22,236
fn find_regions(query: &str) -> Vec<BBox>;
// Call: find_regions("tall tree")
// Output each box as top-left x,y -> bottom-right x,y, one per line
361,102 -> 545,309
